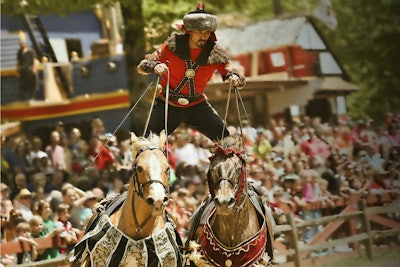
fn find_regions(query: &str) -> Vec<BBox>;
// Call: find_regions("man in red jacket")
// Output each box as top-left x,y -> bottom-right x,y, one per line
137,3 -> 245,141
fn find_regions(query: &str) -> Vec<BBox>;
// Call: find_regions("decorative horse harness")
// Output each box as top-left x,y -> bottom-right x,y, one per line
70,146 -> 183,267
186,145 -> 274,267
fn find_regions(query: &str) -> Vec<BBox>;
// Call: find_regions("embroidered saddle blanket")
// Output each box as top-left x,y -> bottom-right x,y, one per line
70,192 -> 182,267
186,184 -> 274,266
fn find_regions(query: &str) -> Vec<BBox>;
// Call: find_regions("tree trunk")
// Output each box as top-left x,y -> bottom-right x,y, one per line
120,1 -> 149,135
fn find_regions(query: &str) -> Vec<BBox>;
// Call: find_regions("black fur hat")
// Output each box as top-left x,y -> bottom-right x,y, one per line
183,3 -> 217,32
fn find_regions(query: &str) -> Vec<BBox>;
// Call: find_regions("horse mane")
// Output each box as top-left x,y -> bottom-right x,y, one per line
217,135 -> 242,151
130,131 -> 166,159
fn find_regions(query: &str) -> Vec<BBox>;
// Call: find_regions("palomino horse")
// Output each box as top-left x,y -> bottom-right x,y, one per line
70,131 -> 182,267
185,136 -> 273,267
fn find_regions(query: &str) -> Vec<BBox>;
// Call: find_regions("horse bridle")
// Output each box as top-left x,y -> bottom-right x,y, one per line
207,145 -> 246,201
132,146 -> 170,199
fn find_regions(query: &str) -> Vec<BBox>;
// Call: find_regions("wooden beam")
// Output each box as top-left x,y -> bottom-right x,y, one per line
368,214 -> 400,229
307,204 -> 358,246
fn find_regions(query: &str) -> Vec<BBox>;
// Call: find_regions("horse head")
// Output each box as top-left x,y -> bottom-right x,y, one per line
208,135 -> 246,215
131,131 -> 170,215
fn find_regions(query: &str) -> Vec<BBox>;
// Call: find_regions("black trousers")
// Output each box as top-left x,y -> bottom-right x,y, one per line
146,99 -> 229,141
18,69 -> 38,100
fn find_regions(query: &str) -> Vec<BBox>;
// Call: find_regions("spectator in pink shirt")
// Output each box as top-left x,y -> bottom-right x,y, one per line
45,131 -> 66,171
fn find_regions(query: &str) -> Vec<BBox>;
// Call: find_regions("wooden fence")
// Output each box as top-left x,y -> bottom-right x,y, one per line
2,192 -> 399,267
272,192 -> 400,267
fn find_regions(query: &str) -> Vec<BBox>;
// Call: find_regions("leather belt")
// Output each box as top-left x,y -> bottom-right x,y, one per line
162,90 -> 202,105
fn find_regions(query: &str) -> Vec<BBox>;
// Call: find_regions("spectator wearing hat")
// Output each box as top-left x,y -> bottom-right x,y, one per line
137,3 -> 245,141
16,188 -> 33,222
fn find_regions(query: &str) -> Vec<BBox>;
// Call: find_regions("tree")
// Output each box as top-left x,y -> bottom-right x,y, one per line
2,0 -> 398,126
318,0 -> 400,123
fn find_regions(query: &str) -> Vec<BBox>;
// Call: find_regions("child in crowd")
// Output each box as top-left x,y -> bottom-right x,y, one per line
55,203 -> 79,255
37,199 -> 60,259
3,209 -> 26,242
15,221 -> 38,264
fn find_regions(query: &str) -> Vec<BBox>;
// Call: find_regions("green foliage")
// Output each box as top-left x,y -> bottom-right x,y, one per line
320,0 -> 400,123
2,0 -> 398,125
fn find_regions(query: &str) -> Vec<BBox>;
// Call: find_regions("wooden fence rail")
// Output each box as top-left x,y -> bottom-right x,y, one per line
1,192 -> 399,267
273,196 -> 400,267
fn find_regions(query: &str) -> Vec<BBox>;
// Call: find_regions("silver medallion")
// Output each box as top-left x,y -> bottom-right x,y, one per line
177,97 -> 190,105
185,68 -> 195,78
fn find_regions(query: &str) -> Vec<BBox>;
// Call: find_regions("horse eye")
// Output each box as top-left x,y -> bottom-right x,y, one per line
136,166 -> 143,172
165,167 -> 170,175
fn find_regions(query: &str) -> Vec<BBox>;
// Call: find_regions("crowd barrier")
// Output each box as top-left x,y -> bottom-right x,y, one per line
1,192 -> 399,267
272,192 -> 400,267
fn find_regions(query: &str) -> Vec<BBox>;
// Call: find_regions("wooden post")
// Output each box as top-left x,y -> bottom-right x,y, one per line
286,212 -> 302,267
347,213 -> 359,250
360,199 -> 373,261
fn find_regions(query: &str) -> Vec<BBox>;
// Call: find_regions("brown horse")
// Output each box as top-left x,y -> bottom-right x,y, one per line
70,131 -> 182,267
186,136 -> 273,267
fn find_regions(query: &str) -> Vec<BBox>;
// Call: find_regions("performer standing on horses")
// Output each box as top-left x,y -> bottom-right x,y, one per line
137,3 -> 246,141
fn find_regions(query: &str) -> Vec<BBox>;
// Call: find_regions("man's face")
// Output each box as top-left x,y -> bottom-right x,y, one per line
20,42 -> 27,49
189,30 -> 211,48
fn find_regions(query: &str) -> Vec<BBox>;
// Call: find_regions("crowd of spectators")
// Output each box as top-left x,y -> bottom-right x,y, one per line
1,113 -> 400,265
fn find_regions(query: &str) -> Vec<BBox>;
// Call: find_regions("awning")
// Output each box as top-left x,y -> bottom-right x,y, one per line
317,77 -> 359,95
0,121 -> 21,138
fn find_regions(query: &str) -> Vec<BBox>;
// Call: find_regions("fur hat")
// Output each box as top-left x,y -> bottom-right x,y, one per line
183,3 -> 217,32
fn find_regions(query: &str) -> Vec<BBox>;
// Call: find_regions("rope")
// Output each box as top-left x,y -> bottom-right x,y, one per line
221,80 -> 233,140
143,76 -> 160,136
164,69 -> 170,160
86,81 -> 154,172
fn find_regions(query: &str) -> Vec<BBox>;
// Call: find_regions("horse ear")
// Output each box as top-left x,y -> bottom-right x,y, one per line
130,131 -> 138,143
159,130 -> 167,148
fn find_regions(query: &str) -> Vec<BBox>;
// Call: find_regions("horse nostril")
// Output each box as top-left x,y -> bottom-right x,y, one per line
228,198 -> 236,206
146,198 -> 155,205
163,196 -> 169,203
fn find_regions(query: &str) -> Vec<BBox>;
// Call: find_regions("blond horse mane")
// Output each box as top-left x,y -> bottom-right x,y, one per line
130,131 -> 167,158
